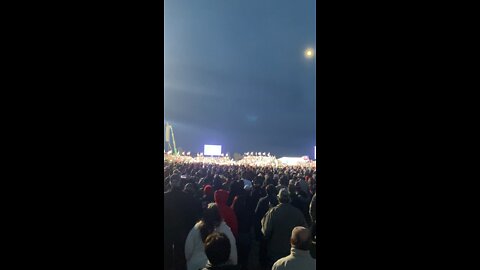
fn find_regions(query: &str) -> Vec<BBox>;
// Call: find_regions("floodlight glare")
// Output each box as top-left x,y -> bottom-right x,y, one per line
305,48 -> 315,59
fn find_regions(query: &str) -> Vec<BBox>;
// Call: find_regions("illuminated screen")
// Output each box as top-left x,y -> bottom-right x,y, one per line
204,145 -> 222,156
314,146 -> 316,160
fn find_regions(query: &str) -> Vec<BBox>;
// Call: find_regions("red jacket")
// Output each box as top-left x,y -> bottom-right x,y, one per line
214,189 -> 238,237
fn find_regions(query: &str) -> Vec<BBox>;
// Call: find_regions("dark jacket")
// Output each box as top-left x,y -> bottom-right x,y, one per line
231,190 -> 253,234
261,203 -> 306,262
290,191 -> 311,225
164,188 -> 200,268
226,180 -> 242,207
200,263 -> 241,270
250,186 -> 265,212
164,189 -> 199,239
254,195 -> 278,240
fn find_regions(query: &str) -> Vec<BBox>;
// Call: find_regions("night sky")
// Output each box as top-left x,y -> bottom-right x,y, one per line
164,0 -> 316,157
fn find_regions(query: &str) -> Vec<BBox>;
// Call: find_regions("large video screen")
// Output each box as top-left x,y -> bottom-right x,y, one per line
204,145 -> 222,156
314,146 -> 316,160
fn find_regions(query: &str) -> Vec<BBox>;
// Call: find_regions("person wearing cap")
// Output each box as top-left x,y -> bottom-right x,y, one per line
271,226 -> 316,270
243,182 -> 252,192
164,173 -> 200,270
261,188 -> 306,269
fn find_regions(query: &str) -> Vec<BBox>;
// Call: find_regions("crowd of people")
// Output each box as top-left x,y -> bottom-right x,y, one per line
164,160 -> 317,270
163,152 -> 317,168
236,155 -> 278,167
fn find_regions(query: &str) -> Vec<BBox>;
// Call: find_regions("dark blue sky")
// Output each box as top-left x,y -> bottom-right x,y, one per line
164,0 -> 316,157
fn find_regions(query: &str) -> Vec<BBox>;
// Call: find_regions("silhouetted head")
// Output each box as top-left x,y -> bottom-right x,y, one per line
265,184 -> 277,197
203,185 -> 213,196
204,232 -> 231,266
199,203 -> 222,242
290,226 -> 312,250
184,183 -> 195,194
277,188 -> 290,204
170,174 -> 182,190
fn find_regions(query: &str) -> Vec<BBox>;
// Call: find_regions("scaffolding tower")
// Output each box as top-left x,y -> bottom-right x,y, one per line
164,122 -> 178,155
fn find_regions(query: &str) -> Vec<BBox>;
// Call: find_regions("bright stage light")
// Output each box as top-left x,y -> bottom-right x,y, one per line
305,48 -> 315,59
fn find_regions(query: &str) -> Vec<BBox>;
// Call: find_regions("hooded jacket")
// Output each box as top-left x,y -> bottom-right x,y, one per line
214,190 -> 238,237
